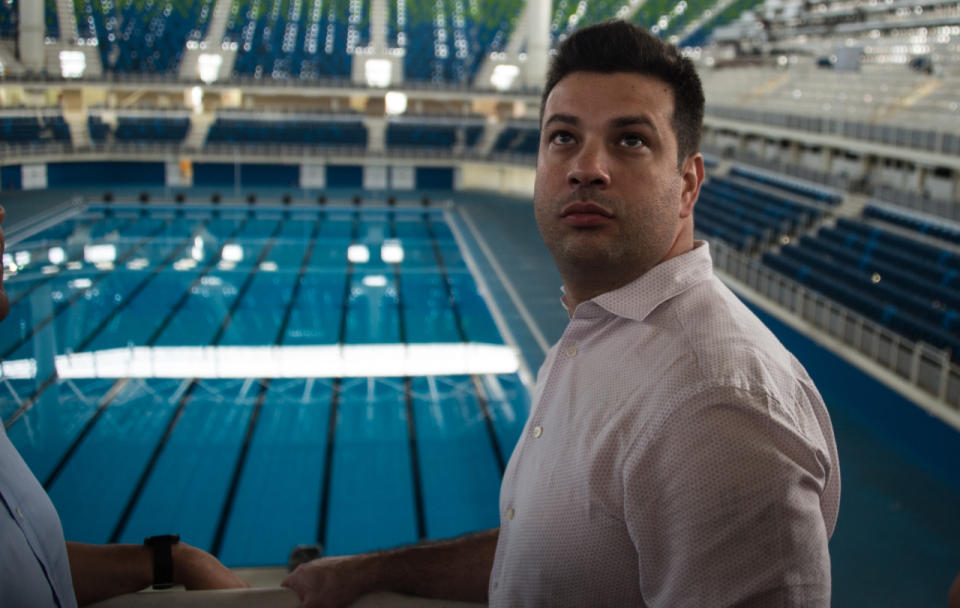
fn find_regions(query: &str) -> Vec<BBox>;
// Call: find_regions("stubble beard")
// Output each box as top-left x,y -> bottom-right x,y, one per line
535,188 -> 675,282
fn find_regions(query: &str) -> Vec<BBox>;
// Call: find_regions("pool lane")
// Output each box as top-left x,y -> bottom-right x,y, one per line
113,379 -> 258,548
6,378 -> 121,482
411,375 -> 502,539
46,378 -> 185,543
216,378 -> 334,566
323,377 -> 419,556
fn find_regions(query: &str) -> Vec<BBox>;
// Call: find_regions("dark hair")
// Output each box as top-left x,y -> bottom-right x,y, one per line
541,20 -> 705,167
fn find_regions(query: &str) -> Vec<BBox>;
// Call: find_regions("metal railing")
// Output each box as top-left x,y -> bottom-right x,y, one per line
711,240 -> 960,410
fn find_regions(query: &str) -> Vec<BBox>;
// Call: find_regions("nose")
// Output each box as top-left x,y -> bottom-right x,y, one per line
567,140 -> 610,189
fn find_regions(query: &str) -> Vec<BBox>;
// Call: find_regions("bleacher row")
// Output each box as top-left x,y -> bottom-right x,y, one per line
0,114 -> 529,153
0,0 -> 743,82
763,213 -> 960,360
679,167 -> 960,362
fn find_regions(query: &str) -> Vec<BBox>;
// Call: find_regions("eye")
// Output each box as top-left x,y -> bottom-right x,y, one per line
619,133 -> 646,148
549,130 -> 575,146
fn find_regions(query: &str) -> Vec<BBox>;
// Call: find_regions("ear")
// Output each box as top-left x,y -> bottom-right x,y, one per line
678,153 -> 704,219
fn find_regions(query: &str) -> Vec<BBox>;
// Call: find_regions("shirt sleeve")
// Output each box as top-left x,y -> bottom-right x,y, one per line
623,385 -> 834,608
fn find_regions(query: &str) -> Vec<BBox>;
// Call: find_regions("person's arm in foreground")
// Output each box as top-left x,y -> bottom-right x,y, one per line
283,527 -> 498,608
66,541 -> 248,606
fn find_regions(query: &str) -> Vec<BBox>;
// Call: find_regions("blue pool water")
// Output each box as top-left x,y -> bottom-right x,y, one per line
2,202 -> 529,567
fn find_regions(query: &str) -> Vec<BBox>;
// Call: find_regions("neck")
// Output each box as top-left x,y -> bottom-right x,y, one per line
560,227 -> 697,317
560,271 -> 642,317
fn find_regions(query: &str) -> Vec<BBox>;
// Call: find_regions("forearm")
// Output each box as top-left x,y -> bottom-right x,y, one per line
66,542 -> 154,606
284,527 -> 499,607
373,528 -> 499,602
66,540 -> 247,606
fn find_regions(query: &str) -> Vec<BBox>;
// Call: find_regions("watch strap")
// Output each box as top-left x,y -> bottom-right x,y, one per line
144,534 -> 179,589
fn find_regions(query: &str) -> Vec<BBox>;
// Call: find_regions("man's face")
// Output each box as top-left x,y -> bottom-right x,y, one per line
0,206 -> 9,323
534,71 -> 699,282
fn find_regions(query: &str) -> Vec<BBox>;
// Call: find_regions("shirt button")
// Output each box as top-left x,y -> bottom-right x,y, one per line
566,345 -> 578,357
506,507 -> 515,520
532,425 -> 543,438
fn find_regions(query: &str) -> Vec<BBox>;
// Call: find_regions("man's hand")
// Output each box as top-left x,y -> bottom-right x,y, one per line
173,542 -> 250,590
282,554 -> 379,608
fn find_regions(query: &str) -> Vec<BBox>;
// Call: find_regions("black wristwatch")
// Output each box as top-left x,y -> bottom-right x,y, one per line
144,534 -> 180,589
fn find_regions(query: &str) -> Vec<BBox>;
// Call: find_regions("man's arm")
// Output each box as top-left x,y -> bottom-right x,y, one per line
282,527 -> 498,608
66,541 -> 248,606
625,390 -> 836,607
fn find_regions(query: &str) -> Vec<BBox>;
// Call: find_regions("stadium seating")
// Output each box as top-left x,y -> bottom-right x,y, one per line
0,115 -> 71,145
761,210 -> 960,359
114,117 -> 191,143
863,204 -> 960,247
225,0 -> 360,80
46,0 -> 59,39
73,0 -> 215,73
386,121 -> 483,150
205,117 -> 368,147
401,0 -> 523,85
0,0 -> 15,39
491,125 -> 539,155
730,166 -> 842,206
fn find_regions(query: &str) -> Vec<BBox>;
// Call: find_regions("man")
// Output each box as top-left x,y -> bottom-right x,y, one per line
284,20 -> 840,607
0,204 -> 249,606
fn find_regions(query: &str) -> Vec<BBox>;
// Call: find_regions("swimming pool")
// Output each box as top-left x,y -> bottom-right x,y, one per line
1,201 -> 530,566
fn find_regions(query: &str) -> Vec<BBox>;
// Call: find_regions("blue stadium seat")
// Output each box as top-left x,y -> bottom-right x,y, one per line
206,117 -> 368,147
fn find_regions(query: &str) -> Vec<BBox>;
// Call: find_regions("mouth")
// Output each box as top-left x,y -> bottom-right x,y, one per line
560,201 -> 614,227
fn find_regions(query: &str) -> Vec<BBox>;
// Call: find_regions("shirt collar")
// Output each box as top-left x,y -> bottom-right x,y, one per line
569,241 -> 713,322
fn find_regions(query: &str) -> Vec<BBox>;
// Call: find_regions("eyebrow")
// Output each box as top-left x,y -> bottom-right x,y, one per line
543,113 -> 579,128
543,113 -> 659,135
610,116 -> 659,134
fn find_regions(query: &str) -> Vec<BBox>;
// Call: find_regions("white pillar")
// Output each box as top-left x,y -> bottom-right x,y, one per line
18,0 -> 43,73
524,0 -> 551,89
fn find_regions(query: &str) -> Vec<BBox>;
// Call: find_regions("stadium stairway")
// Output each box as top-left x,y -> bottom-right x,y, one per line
54,0 -> 78,42
185,113 -> 216,150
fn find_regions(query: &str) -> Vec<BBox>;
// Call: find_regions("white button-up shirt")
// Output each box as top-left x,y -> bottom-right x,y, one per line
1,424 -> 77,607
489,242 -> 840,607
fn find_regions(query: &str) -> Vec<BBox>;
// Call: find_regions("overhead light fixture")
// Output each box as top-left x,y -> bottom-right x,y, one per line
385,91 -> 407,116
362,274 -> 388,287
48,247 -> 66,265
221,244 -> 244,262
189,86 -> 204,114
59,50 -> 86,78
83,244 -> 116,264
380,239 -> 404,263
14,250 -> 31,266
491,64 -> 519,91
347,244 -> 370,264
365,58 -> 392,87
198,53 -> 222,84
